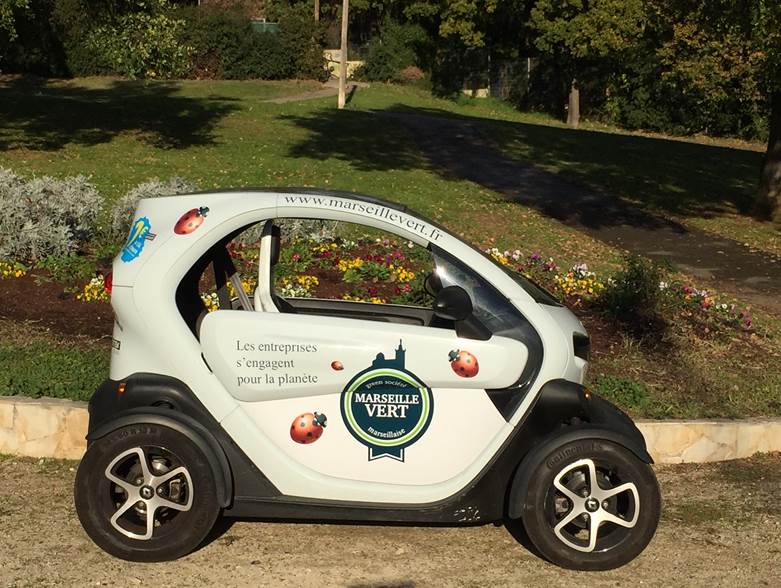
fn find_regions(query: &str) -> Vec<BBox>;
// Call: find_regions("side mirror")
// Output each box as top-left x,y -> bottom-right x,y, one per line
433,286 -> 473,321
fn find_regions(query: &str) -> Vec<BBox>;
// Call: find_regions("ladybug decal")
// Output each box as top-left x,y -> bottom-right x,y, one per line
174,206 -> 209,235
290,411 -> 327,444
448,349 -> 479,378
331,360 -> 344,371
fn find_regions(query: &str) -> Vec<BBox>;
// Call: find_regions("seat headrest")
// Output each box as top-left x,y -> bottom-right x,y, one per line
270,224 -> 281,266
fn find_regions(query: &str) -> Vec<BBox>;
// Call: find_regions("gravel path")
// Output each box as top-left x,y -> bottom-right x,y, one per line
0,453 -> 779,587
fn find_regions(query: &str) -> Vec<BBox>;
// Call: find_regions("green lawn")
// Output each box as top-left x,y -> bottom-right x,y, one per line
0,76 -> 779,418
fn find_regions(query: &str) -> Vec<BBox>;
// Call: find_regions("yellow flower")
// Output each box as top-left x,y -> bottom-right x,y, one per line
337,257 -> 364,272
0,260 -> 27,279
76,276 -> 110,303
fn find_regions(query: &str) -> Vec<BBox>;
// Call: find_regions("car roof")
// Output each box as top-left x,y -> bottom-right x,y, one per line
188,187 -> 407,212
182,186 -> 451,234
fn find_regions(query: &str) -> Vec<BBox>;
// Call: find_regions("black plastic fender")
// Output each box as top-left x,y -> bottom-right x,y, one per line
86,408 -> 233,509
506,424 -> 652,520
504,379 -> 652,520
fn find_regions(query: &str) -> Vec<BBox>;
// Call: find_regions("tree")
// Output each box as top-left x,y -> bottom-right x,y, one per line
753,1 -> 781,223
529,0 -> 646,127
0,0 -> 28,40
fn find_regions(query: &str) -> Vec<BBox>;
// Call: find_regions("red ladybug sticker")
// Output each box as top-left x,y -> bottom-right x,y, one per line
174,206 -> 209,235
290,411 -> 327,444
331,360 -> 344,371
448,349 -> 479,378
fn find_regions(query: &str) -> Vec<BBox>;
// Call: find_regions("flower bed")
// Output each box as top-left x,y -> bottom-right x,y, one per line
485,247 -> 753,333
10,237 -> 749,338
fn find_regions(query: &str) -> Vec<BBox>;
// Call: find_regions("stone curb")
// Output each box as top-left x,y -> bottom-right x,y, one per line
1,396 -> 780,463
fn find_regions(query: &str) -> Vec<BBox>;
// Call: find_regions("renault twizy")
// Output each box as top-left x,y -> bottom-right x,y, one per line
75,189 -> 660,570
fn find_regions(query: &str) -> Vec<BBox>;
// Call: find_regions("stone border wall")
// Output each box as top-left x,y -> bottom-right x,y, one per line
1,396 -> 779,463
0,397 -> 89,460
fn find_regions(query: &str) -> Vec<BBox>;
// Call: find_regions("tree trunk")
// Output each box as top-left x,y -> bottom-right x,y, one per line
337,0 -> 349,109
755,90 -> 781,224
314,0 -> 319,22
567,79 -> 580,128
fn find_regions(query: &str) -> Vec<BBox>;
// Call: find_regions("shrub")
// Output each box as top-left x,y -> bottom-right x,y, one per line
0,168 -> 101,262
48,0 -> 113,75
85,1 -> 191,79
355,19 -> 426,82
110,177 -> 198,238
36,253 -> 97,284
399,65 -> 425,84
177,6 -> 259,79
177,4 -> 326,81
0,0 -> 70,76
600,254 -> 664,320
276,3 -> 328,80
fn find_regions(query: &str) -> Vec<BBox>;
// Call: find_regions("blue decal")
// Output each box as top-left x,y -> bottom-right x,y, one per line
340,341 -> 433,462
121,217 -> 155,263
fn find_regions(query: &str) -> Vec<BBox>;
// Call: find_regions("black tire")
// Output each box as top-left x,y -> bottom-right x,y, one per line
75,423 -> 220,562
515,437 -> 660,571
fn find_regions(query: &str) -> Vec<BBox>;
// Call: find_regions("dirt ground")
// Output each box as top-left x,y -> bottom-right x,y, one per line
0,453 -> 779,588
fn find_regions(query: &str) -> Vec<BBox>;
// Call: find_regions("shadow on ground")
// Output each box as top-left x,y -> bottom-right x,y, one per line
283,104 -> 781,307
283,104 -> 763,222
0,76 -> 238,150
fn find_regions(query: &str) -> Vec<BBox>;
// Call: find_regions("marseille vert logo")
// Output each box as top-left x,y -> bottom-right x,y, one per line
340,340 -> 433,462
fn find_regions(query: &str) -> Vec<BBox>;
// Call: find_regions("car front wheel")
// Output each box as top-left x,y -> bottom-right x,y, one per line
509,437 -> 661,570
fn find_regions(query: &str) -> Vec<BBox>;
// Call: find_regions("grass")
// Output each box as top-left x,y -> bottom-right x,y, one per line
0,76 -> 779,417
0,320 -> 109,402
349,84 -> 778,257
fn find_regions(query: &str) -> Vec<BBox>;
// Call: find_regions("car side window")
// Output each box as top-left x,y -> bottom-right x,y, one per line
273,218 -> 434,308
431,244 -> 527,335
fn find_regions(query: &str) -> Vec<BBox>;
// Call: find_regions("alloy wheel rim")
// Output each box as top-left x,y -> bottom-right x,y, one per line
549,457 -> 639,553
103,446 -> 194,540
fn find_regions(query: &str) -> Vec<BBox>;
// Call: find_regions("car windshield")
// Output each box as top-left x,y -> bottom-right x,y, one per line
494,262 -> 562,307
467,246 -> 562,307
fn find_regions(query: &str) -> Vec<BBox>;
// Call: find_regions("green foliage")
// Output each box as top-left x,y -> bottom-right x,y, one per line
0,168 -> 102,263
276,3 -> 328,80
355,18 -> 427,82
531,0 -> 647,61
600,254 -> 664,322
277,240 -> 313,275
591,375 -> 650,413
593,1 -> 770,139
85,0 -> 190,79
0,0 -> 28,39
0,341 -> 108,401
0,0 -> 68,75
434,0 -> 498,48
344,259 -> 391,283
36,254 -> 96,284
50,0 -> 110,75
177,4 -> 325,81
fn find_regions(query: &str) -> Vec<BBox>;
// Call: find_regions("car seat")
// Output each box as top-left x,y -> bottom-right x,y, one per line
254,221 -> 294,313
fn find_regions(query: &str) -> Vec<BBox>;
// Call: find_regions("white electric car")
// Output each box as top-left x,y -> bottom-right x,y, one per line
75,189 -> 660,570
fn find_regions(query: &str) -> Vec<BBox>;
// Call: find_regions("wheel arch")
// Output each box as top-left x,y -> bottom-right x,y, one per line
506,426 -> 652,520
504,379 -> 652,520
87,408 -> 233,508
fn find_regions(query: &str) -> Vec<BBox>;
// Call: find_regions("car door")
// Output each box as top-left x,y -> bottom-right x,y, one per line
199,219 -> 529,488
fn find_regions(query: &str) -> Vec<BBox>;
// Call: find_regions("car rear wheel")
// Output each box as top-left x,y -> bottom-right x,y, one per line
75,423 -> 220,562
510,437 -> 660,570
